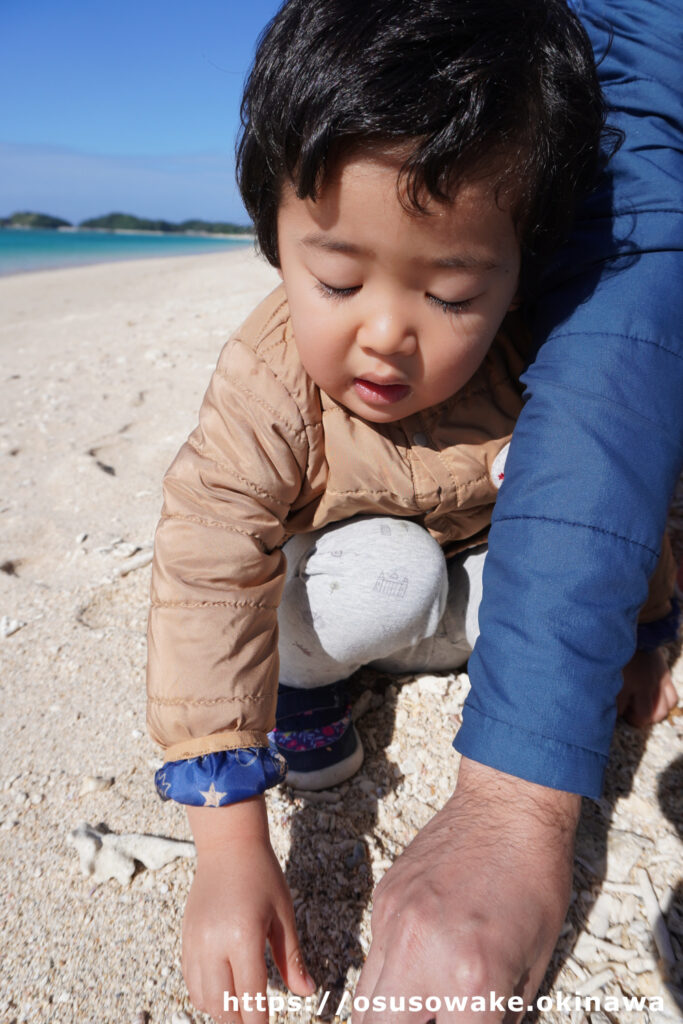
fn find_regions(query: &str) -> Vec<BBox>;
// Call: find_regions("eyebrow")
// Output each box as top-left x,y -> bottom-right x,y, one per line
300,232 -> 500,271
300,233 -> 363,256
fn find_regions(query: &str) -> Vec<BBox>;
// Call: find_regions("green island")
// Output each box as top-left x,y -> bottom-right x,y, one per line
1,211 -> 72,229
0,210 -> 253,235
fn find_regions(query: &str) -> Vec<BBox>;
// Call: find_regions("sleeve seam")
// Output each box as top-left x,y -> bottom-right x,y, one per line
222,333 -> 315,456
537,330 -> 682,362
214,365 -> 309,440
150,598 -> 277,610
258,341 -> 321,430
148,694 -> 269,706
324,485 -> 426,504
159,513 -> 267,548
494,513 -> 659,556
519,376 -> 683,439
240,332 -> 322,432
185,437 -> 290,508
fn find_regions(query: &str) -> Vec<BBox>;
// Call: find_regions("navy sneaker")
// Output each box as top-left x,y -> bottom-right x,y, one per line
269,681 -> 364,790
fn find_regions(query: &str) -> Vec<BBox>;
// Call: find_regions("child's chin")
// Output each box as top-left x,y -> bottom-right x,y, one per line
343,398 -> 409,423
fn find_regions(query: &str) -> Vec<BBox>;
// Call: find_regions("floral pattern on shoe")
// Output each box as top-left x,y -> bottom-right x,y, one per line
269,706 -> 353,751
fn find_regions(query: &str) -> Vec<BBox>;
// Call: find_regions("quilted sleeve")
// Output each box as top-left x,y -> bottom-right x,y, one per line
146,336 -> 310,765
454,0 -> 683,798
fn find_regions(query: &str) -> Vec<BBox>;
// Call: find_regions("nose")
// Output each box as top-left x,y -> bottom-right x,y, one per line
357,306 -> 417,357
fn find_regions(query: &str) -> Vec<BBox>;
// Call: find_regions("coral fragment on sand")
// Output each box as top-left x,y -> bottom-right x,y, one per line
67,821 -> 195,885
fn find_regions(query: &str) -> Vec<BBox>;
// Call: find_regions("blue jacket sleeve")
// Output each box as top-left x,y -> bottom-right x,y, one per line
454,0 -> 683,798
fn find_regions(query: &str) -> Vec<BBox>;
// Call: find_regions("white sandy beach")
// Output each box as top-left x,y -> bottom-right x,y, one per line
0,248 -> 681,1024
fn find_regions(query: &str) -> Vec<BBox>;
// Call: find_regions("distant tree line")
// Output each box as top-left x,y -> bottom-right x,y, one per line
1,211 -> 72,229
0,211 -> 254,234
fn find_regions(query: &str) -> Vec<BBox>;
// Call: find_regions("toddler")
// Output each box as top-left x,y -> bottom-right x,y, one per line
146,0 -> 678,1019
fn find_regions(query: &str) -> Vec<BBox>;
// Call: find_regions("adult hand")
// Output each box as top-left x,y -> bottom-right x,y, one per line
354,757 -> 581,1023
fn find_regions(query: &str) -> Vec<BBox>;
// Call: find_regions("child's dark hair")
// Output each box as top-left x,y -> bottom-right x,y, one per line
237,0 -> 614,268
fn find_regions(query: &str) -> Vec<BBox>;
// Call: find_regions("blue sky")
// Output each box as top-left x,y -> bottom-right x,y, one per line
1,0 -> 283,224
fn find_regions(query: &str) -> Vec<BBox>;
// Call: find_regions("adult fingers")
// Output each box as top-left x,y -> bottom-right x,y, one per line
351,933 -> 389,1024
354,961 -> 435,1024
354,928 -> 526,1024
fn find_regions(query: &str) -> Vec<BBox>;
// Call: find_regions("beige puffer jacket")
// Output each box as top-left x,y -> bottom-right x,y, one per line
145,285 -> 533,761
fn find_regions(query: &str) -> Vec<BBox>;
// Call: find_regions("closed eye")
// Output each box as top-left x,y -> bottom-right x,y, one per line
427,294 -> 474,314
315,280 -> 360,301
314,280 -> 474,313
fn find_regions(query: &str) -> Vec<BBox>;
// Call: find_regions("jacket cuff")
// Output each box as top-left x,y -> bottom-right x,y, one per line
154,747 -> 287,807
636,596 -> 680,652
453,705 -> 607,799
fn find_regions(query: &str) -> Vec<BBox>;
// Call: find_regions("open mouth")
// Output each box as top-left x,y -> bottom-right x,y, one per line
353,378 -> 411,404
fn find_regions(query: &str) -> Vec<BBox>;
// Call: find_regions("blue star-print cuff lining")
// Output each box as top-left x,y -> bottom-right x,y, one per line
154,747 -> 287,807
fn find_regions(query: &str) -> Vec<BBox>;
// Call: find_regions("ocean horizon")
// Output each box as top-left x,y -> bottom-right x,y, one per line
0,227 -> 253,276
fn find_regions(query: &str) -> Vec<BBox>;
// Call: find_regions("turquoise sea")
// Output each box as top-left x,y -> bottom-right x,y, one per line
0,227 -> 253,276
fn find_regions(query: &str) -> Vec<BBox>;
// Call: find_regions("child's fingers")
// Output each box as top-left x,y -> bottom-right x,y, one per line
180,944 -> 208,1019
268,899 -> 317,996
190,957 -> 242,1024
182,917 -> 239,1022
233,944 -> 270,1024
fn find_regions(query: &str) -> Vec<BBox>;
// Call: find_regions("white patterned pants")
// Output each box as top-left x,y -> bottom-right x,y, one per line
277,515 -> 486,689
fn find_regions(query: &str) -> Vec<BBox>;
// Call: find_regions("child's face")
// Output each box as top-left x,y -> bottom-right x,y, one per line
277,150 -> 521,423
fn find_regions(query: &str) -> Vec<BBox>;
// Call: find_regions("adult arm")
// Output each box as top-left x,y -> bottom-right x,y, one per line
358,1 -> 682,1019
455,0 -> 683,797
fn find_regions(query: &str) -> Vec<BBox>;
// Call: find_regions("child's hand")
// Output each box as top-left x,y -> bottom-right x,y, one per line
618,647 -> 678,727
182,797 -> 316,1024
